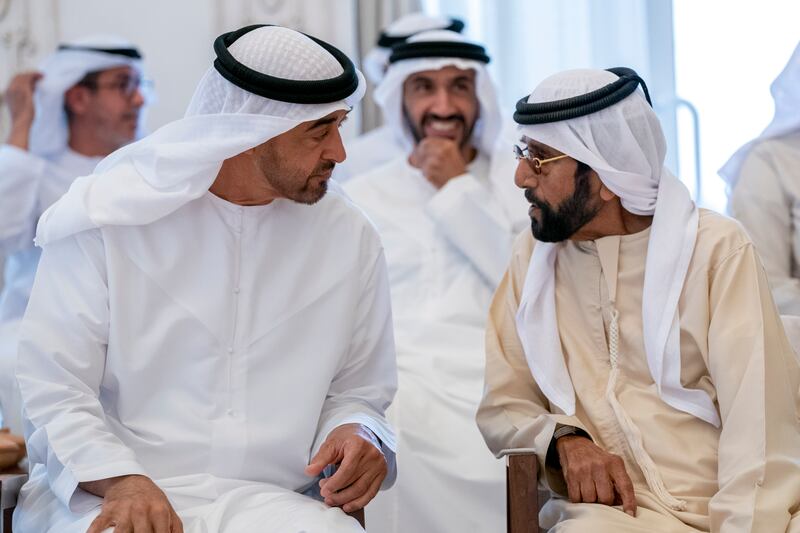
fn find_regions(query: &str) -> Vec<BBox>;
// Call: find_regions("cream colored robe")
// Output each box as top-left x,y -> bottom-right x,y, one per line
729,131 -> 800,315
477,209 -> 800,532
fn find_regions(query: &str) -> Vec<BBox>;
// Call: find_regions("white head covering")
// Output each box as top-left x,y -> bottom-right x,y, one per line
719,41 -> 800,187
362,13 -> 462,85
30,34 -> 149,157
373,29 -> 501,157
515,69 -> 721,427
36,25 -> 365,246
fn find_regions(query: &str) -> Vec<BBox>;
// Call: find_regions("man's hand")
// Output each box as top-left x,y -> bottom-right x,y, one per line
83,474 -> 183,533
0,428 -> 26,468
305,423 -> 387,513
556,435 -> 637,517
4,71 -> 42,150
408,137 -> 468,189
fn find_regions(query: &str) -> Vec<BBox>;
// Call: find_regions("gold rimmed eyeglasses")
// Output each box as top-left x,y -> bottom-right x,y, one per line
513,145 -> 570,173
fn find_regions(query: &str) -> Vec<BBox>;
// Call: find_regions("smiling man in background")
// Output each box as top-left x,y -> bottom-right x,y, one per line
344,29 -> 526,533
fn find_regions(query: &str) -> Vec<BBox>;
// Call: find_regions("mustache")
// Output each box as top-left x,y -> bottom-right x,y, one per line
422,113 -> 465,126
312,161 -> 335,175
524,188 -> 542,206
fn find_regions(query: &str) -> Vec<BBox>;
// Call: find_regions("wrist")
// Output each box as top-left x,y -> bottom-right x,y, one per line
7,121 -> 32,150
79,474 -> 144,497
547,425 -> 591,468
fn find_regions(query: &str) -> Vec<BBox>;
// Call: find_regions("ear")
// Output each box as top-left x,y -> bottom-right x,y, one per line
599,185 -> 616,202
598,177 -> 617,202
64,85 -> 91,117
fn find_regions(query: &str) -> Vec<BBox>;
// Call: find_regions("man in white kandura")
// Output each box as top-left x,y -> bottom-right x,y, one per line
333,12 -> 465,181
14,25 -> 397,533
721,41 -> 800,315
0,35 -> 149,435
344,29 -> 527,533
477,67 -> 800,532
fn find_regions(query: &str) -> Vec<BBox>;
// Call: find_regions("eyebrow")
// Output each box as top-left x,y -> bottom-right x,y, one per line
306,110 -> 351,131
521,137 -> 552,154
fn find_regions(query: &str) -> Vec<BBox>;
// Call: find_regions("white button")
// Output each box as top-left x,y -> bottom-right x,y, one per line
233,287 -> 240,294
756,479 -> 764,487
227,347 -> 234,354
226,409 -> 235,417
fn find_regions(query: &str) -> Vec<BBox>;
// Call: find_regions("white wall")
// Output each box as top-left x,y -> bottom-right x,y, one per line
53,0 -> 358,131
56,0 -> 218,130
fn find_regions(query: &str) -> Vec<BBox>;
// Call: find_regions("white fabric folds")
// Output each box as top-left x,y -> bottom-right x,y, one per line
719,41 -> 800,187
36,26 -> 366,246
514,69 -> 721,427
362,12 -> 460,85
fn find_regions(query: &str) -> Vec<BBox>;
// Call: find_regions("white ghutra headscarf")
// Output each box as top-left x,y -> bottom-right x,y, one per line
515,69 -> 721,429
719,40 -> 800,188
36,26 -> 365,246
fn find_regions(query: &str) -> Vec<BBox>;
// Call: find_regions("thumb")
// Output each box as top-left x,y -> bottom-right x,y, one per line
305,443 -> 339,477
408,150 -> 420,168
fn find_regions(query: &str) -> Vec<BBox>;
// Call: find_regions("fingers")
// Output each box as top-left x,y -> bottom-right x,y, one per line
564,468 -> 582,504
578,473 -> 597,503
148,501 -> 173,533
131,507 -> 155,532
609,458 -> 637,517
343,471 -> 384,513
321,447 -> 362,496
88,510 -> 129,533
305,442 -> 341,478
324,467 -> 376,507
593,466 -> 615,506
171,510 -> 185,533
85,477 -> 182,533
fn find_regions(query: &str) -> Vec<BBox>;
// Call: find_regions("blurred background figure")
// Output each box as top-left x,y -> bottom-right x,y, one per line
0,34 -> 150,437
345,28 -> 523,532
334,11 -> 465,181
720,41 -> 800,315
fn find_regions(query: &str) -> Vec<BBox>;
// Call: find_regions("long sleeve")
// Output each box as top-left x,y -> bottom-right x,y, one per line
426,172 -> 520,286
476,234 -> 589,495
311,245 -> 399,487
16,230 -> 147,511
729,143 -> 800,315
706,241 -> 800,532
0,145 -> 48,254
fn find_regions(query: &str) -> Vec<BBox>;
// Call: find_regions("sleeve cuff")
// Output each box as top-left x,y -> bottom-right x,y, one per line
55,459 -> 148,513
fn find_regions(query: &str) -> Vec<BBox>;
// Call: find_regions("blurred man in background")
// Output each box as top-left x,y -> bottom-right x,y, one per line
0,34 -> 149,439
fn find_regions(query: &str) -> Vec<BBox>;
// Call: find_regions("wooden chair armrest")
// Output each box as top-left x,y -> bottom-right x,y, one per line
507,452 -> 539,533
346,508 -> 365,529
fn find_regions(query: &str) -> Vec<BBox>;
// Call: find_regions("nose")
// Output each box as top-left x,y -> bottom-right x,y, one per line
324,126 -> 347,164
514,159 -> 538,189
130,87 -> 146,108
429,87 -> 457,116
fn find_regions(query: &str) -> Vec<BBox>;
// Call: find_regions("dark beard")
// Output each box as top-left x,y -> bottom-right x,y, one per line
527,163 -> 600,242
